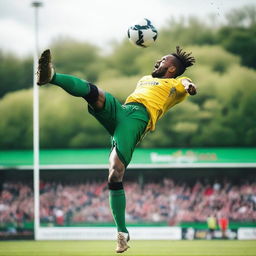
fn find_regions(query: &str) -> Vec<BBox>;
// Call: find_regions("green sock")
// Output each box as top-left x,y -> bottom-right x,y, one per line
51,73 -> 90,97
109,189 -> 128,233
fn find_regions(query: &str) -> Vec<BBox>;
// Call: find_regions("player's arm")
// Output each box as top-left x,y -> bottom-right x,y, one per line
181,78 -> 197,96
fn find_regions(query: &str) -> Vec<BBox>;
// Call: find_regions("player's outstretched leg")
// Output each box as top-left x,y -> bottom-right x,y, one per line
37,49 -> 92,98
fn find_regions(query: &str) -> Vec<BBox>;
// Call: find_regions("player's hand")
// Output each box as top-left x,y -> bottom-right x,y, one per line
182,79 -> 197,96
186,83 -> 197,95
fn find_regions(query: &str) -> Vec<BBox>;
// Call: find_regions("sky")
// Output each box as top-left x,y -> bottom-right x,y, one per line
0,0 -> 255,56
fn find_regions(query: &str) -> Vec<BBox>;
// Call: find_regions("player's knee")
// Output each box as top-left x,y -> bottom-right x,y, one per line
108,166 -> 125,182
85,85 -> 105,110
83,83 -> 99,104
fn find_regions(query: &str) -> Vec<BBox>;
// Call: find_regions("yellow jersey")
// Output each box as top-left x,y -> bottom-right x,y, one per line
207,216 -> 217,229
125,75 -> 190,131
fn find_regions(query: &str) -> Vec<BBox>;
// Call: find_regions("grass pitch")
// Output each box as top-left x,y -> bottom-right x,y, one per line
0,240 -> 255,256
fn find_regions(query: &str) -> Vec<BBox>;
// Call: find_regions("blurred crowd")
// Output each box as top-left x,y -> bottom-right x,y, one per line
0,178 -> 255,226
0,182 -> 34,227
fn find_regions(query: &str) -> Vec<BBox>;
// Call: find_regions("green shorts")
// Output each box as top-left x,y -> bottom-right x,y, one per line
88,92 -> 149,167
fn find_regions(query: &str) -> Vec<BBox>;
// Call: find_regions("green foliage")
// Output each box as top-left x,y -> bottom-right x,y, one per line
105,40 -> 144,76
0,90 -> 33,149
188,45 -> 240,74
98,75 -> 141,102
0,87 -> 111,149
1,44 -> 256,149
39,87 -> 110,148
157,17 -> 217,53
1,5 -> 256,149
218,26 -> 256,69
0,51 -> 33,98
225,5 -> 256,27
217,5 -> 256,69
142,46 -> 256,148
134,50 -> 162,75
50,37 -> 104,82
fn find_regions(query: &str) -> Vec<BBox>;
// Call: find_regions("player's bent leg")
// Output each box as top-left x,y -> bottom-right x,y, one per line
109,148 -> 125,182
108,148 -> 130,253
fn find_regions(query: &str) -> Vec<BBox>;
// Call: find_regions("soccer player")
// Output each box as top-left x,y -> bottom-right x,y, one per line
37,46 -> 196,253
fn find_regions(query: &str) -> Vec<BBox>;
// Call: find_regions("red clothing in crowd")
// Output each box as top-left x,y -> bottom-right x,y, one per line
219,217 -> 229,230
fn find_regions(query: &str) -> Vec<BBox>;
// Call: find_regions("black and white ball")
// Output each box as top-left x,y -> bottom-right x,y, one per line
128,18 -> 158,48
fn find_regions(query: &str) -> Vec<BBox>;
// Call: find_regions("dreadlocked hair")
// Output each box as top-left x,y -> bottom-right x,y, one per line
172,46 -> 195,76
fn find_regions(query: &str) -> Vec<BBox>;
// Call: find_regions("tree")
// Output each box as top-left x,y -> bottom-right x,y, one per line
218,5 -> 256,69
0,51 -> 33,98
50,37 -> 104,82
1,9 -> 256,149
0,90 -> 33,149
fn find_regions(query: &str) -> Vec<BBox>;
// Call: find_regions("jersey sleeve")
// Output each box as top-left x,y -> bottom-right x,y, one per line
176,77 -> 191,95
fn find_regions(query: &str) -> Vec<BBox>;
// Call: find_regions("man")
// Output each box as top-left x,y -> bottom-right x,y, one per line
207,215 -> 217,239
37,46 -> 196,253
218,214 -> 229,239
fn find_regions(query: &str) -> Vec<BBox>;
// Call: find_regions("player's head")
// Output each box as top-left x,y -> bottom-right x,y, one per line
152,46 -> 195,78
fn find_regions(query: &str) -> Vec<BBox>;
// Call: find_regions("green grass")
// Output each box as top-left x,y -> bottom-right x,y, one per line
0,240 -> 255,256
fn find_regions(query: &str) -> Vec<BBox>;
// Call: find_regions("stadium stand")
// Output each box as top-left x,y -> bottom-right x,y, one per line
1,178 -> 255,227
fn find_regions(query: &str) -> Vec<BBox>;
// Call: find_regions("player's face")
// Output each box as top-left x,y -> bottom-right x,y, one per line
151,55 -> 174,78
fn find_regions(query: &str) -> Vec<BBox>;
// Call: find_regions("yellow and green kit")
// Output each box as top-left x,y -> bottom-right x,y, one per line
90,75 -> 190,167
50,71 -> 192,235
51,73 -> 191,167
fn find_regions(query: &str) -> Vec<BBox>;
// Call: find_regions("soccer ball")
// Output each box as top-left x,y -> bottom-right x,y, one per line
128,18 -> 158,48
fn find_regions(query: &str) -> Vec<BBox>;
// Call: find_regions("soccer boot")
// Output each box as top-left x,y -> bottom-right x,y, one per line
37,49 -> 54,85
116,232 -> 130,253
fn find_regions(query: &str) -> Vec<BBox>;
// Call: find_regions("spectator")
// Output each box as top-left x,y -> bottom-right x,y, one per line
207,215 -> 217,239
0,178 -> 255,227
218,214 -> 229,239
